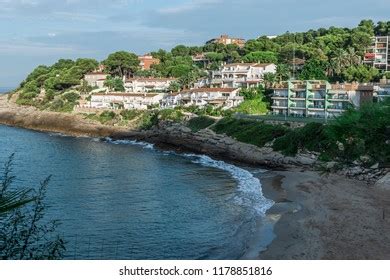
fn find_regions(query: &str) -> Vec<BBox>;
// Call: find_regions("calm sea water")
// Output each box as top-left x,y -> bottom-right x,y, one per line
0,125 -> 273,259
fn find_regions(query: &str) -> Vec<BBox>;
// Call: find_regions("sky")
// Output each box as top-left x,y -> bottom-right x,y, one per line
0,0 -> 389,87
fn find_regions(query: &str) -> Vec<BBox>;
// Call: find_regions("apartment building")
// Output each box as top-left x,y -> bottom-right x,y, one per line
163,88 -> 243,109
374,77 -> 390,102
206,35 -> 246,48
138,54 -> 160,70
211,63 -> 276,88
89,92 -> 163,110
124,78 -> 176,93
84,72 -> 108,88
271,81 -> 374,118
363,36 -> 390,71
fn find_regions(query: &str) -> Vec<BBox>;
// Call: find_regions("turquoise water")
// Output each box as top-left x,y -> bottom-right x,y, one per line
0,125 -> 273,259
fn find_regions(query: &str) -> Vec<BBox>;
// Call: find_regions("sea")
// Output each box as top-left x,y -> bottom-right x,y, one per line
0,86 -> 274,259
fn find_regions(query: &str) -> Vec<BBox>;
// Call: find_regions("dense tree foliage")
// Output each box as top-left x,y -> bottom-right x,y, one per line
17,19 -> 390,111
102,51 -> 139,77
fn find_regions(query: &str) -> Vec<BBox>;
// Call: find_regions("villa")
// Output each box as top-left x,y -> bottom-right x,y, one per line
138,54 -> 160,70
84,72 -> 108,88
163,88 -> 243,109
89,92 -> 163,110
211,63 -> 277,88
124,78 -> 176,93
271,80 -> 374,118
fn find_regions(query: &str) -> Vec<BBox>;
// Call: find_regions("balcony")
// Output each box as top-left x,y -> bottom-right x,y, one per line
291,86 -> 306,91
328,95 -> 349,101
289,104 -> 306,109
327,105 -> 346,111
308,105 -> 325,110
290,94 -> 306,100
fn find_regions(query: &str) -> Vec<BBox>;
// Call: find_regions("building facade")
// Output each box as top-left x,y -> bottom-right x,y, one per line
163,88 -> 243,109
89,92 -> 163,110
206,35 -> 246,48
124,78 -> 176,93
363,36 -> 390,72
84,72 -> 108,88
211,63 -> 276,88
138,55 -> 160,70
271,81 -> 374,118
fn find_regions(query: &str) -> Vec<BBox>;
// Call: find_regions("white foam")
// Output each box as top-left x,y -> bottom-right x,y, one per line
183,154 -> 274,216
104,138 -> 155,150
104,138 -> 273,216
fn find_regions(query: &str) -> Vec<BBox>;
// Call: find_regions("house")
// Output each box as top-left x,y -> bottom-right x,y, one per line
138,54 -> 160,70
211,63 -> 277,88
124,78 -> 176,93
192,53 -> 210,67
271,80 -> 374,118
84,72 -> 108,88
89,92 -> 163,110
206,35 -> 246,48
163,88 -> 243,109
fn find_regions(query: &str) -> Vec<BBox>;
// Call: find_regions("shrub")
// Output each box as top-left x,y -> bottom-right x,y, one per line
212,118 -> 288,147
273,122 -> 327,156
98,111 -> 117,124
187,116 -> 216,132
120,110 -> 142,121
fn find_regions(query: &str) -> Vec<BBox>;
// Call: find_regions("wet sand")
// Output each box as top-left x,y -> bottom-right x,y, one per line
257,169 -> 390,259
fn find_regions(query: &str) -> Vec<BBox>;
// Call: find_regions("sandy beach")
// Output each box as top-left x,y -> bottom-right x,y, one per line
258,169 -> 390,259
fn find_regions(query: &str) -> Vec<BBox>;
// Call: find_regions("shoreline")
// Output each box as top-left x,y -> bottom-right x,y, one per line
1,95 -> 390,259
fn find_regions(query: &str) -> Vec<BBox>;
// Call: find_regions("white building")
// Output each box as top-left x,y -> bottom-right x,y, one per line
84,72 -> 108,88
211,63 -> 276,88
124,78 -> 176,93
374,78 -> 390,102
163,88 -> 243,109
89,92 -> 163,110
363,36 -> 390,72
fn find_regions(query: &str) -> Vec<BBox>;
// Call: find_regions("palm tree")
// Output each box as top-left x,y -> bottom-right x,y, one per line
276,64 -> 290,82
330,49 -> 348,76
263,72 -> 277,89
345,47 -> 361,67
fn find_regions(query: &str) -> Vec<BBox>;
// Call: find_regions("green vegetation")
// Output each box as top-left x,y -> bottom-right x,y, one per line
102,51 -> 139,77
187,116 -> 216,132
212,118 -> 288,147
104,76 -> 125,91
181,105 -> 233,117
16,19 -> 390,114
16,58 -> 98,110
271,101 -> 390,165
235,86 -> 269,115
0,154 -> 65,260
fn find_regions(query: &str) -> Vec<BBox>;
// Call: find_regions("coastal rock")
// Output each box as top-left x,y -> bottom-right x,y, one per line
375,173 -> 390,191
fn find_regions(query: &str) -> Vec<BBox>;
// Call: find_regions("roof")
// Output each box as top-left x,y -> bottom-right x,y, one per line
125,77 -> 176,82
93,92 -> 160,97
223,63 -> 274,68
180,87 -> 238,94
85,72 -> 107,75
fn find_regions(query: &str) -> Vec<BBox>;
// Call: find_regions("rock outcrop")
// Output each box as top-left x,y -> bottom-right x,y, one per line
112,123 -> 317,168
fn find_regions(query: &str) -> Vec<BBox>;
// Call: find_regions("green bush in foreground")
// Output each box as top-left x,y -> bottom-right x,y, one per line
0,154 -> 65,260
212,118 -> 288,147
187,116 -> 216,132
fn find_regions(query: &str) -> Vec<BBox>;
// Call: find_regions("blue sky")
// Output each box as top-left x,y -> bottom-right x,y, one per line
1,0 -> 389,87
